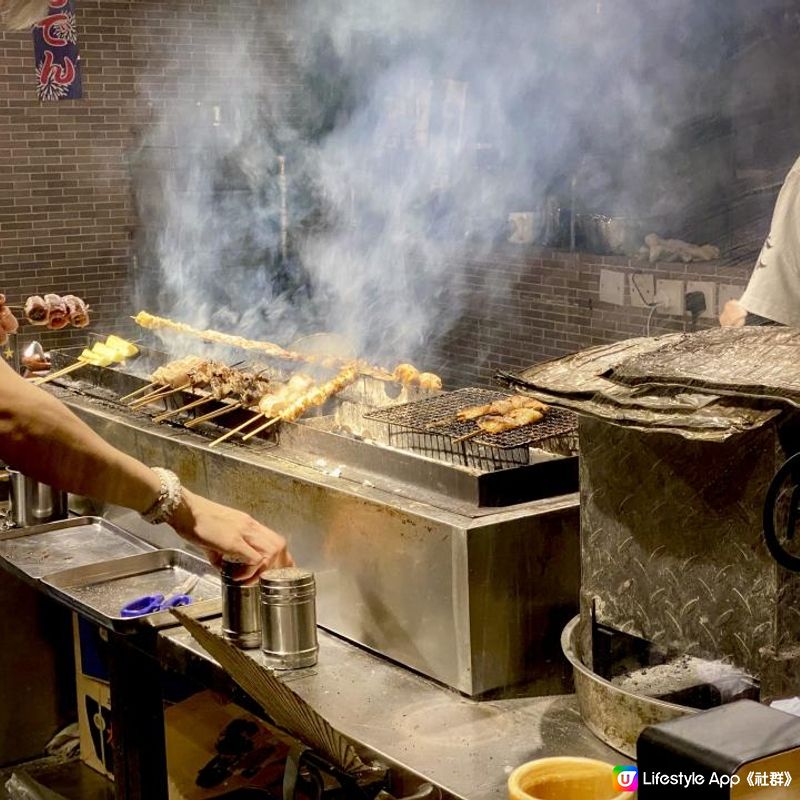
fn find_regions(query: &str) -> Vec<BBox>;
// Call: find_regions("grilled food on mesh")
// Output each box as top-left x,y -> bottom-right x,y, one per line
457,395 -> 548,422
473,406 -> 545,435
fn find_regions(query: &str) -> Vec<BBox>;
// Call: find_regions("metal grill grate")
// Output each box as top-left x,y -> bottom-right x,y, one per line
364,388 -> 578,471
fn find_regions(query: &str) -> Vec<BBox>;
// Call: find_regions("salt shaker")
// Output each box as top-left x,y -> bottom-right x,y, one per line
260,568 -> 318,669
220,560 -> 261,649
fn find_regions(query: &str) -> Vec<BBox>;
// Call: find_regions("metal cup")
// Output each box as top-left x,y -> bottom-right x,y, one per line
260,568 -> 318,669
220,560 -> 262,649
8,470 -> 68,528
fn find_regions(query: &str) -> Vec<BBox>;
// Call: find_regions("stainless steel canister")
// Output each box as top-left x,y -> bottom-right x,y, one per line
221,560 -> 261,649
260,568 -> 318,669
8,470 -> 68,527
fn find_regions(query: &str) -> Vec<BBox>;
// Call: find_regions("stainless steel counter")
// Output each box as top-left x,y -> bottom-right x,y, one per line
159,621 -> 624,800
0,506 -> 624,800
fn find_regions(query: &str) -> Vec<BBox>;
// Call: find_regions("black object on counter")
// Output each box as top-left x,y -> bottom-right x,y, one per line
637,700 -> 800,798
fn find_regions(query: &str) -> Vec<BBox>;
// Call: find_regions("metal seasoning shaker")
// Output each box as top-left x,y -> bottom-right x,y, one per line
260,568 -> 318,669
220,560 -> 261,649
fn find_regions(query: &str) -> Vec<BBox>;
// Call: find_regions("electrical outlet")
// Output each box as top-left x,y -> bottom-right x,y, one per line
686,281 -> 716,319
655,279 -> 684,316
599,269 -> 625,306
629,273 -> 656,308
718,283 -> 745,315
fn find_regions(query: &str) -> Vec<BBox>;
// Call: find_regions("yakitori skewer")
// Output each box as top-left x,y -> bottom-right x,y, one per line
241,365 -> 359,443
120,382 -> 158,402
33,360 -> 87,386
129,381 -> 190,408
208,413 -> 264,448
184,402 -> 243,429
152,394 -> 214,423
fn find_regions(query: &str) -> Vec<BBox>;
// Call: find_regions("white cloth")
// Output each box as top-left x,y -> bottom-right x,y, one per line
740,155 -> 800,326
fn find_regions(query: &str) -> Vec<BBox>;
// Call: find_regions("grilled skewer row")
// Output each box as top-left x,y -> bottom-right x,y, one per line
133,311 -> 443,389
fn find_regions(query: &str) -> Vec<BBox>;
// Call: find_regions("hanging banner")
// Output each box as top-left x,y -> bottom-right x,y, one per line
32,0 -> 82,101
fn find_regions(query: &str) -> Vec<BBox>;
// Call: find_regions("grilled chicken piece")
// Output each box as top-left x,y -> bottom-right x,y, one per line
393,363 -> 420,385
418,372 -> 442,390
457,403 -> 493,421
476,406 -> 544,435
457,395 -> 548,422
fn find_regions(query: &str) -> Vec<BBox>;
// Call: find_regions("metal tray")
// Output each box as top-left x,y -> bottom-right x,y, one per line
561,616 -> 694,757
0,516 -> 156,582
41,549 -> 222,631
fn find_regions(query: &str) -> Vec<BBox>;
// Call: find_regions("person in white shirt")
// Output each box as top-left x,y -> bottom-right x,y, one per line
720,156 -> 800,328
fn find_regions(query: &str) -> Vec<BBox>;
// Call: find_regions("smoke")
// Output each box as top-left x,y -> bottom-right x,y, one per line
133,0 -> 755,366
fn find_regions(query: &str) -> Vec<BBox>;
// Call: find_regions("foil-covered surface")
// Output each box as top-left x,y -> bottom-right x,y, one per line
499,329 -> 795,441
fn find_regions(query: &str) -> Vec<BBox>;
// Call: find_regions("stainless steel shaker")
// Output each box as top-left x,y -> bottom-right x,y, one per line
7,469 -> 68,527
220,560 -> 261,649
260,568 -> 318,669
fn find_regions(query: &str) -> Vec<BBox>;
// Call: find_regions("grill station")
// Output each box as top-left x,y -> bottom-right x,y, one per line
47,336 -> 580,697
506,327 -> 800,754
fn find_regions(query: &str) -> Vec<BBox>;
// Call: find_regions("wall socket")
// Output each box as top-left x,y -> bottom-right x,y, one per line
599,269 -> 625,306
655,279 -> 684,316
629,273 -> 656,308
686,281 -> 716,319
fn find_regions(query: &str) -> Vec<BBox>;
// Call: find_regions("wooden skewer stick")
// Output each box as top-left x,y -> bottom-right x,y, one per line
130,382 -> 190,408
33,361 -> 87,386
127,384 -> 170,406
452,428 -> 483,444
241,416 -> 281,441
120,382 -> 158,402
152,395 -> 215,423
208,413 -> 264,448
184,402 -> 243,429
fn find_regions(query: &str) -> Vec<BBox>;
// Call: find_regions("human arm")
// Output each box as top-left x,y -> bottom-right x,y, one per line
0,358 -> 292,578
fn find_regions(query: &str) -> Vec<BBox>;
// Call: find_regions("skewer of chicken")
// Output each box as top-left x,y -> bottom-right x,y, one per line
151,362 -> 248,422
128,356 -> 205,407
154,367 -> 271,424
207,374 -> 316,447
452,405 -> 547,443
132,311 -> 442,388
184,376 -> 269,429
242,365 -> 359,442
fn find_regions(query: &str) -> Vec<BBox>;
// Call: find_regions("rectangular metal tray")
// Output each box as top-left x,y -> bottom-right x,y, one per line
0,516 -> 156,582
41,549 -> 222,631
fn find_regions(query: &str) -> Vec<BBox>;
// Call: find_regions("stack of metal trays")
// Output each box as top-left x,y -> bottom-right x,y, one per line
0,517 -> 220,631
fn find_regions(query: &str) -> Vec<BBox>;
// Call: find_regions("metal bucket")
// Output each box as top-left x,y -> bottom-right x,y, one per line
560,616 -> 694,757
7,470 -> 68,528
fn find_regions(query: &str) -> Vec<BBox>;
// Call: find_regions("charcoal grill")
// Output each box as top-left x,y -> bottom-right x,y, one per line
364,388 -> 578,471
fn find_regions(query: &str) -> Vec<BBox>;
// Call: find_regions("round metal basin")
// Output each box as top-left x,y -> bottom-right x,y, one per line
561,616 -> 695,758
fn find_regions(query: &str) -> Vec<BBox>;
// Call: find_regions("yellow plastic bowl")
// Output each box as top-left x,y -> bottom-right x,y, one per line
508,757 -> 627,800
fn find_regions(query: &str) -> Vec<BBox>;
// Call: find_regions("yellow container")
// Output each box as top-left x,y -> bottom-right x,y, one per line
508,757 -> 627,800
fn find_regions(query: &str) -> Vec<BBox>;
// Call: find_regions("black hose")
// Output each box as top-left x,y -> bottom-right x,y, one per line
763,452 -> 800,572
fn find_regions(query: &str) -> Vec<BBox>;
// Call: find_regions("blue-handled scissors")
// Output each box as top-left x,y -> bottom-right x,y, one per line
120,574 -> 199,618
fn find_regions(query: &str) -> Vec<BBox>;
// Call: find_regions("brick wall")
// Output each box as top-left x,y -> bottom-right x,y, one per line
0,2 -> 761,385
426,247 -> 755,388
0,0 -> 294,355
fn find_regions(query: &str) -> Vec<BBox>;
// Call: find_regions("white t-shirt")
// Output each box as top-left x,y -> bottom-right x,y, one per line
740,155 -> 800,326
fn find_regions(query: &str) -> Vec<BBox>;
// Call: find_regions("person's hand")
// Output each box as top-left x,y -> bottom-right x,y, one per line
167,488 -> 294,580
719,299 -> 747,327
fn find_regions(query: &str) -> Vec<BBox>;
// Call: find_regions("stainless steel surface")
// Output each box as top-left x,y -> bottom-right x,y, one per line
40,549 -> 221,631
575,214 -> 645,256
8,470 -> 68,528
0,516 -> 155,581
561,616 -> 693,758
161,622 -> 624,800
260,567 -> 318,669
221,559 -> 262,649
56,387 -> 580,696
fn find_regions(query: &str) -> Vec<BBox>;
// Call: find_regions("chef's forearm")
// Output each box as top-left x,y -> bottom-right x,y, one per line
0,364 -> 161,511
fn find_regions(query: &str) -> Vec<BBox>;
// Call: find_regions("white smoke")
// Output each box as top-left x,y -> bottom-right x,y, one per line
133,0 -> 752,368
